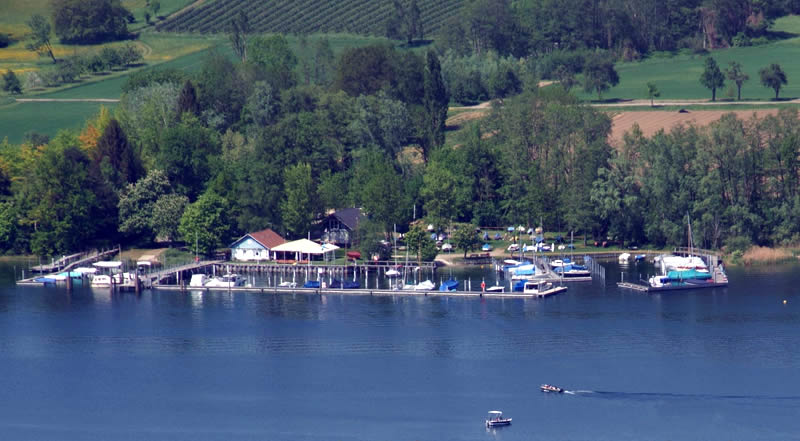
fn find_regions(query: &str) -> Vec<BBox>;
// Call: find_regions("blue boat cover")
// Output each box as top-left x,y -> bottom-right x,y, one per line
303,280 -> 321,288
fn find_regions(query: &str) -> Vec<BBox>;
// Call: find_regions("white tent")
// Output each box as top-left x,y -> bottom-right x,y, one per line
271,239 -> 340,261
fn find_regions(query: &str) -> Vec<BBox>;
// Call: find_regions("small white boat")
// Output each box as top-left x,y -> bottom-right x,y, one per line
414,280 -> 435,290
189,274 -> 207,288
385,269 -> 401,278
485,285 -> 504,293
204,273 -> 245,288
523,280 -> 567,297
485,410 -> 512,427
540,384 -> 564,393
618,252 -> 631,263
278,281 -> 297,288
90,261 -> 123,287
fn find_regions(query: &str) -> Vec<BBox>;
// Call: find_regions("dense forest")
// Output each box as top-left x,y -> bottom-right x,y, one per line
3,0 -> 800,259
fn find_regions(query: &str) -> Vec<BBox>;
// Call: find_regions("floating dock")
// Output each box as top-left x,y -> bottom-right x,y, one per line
617,281 -> 728,292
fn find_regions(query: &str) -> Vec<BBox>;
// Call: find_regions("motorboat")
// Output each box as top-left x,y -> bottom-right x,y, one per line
634,254 -> 646,262
550,258 -> 572,268
618,252 -> 630,263
189,274 -> 207,287
204,273 -> 245,288
485,285 -> 504,293
414,280 -> 436,290
439,279 -> 459,292
278,281 -> 297,288
385,269 -> 401,278
553,264 -> 591,278
303,280 -> 321,288
485,410 -> 512,427
648,269 -> 713,288
540,384 -> 564,393
91,261 -> 123,287
329,279 -> 361,289
523,280 -> 567,297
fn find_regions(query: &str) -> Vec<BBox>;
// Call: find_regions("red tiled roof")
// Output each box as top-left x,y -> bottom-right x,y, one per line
249,228 -> 285,249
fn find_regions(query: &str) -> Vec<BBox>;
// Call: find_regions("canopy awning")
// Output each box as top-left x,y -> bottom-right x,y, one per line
93,261 -> 122,268
271,239 -> 339,255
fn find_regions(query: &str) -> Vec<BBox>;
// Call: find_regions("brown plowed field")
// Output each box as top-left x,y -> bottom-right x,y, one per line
610,110 -> 780,146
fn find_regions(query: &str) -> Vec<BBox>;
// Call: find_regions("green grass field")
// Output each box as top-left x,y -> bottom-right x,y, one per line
577,16 -> 800,102
0,101 -> 114,143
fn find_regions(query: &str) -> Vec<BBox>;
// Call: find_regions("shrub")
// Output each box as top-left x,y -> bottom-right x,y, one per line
0,33 -> 11,48
731,32 -> 751,47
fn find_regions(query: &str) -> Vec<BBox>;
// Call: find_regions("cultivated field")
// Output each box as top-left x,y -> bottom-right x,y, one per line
155,0 -> 463,36
608,109 -> 781,145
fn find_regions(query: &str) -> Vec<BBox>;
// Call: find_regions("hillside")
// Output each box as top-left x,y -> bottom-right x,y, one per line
155,0 -> 463,36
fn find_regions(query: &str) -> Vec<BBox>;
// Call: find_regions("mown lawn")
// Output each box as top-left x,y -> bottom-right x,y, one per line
0,101 -> 114,142
576,16 -> 800,102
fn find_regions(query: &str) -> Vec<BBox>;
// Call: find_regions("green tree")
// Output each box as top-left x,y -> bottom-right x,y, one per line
118,169 -> 172,241
451,223 -> 481,258
760,63 -> 787,100
178,191 -> 232,256
25,14 -> 56,63
151,193 -> 188,242
583,55 -> 619,100
312,37 -> 335,86
726,61 -> 749,101
249,34 -> 297,91
176,79 -> 199,117
26,143 -> 105,256
281,163 -> 314,238
158,115 -> 218,200
93,118 -> 142,191
351,150 -> 404,237
229,10 -> 250,62
404,224 -> 437,265
700,57 -> 725,101
2,70 -> 22,94
51,0 -> 131,44
646,82 -> 660,107
421,51 -> 449,161
554,65 -> 577,93
421,160 -> 459,230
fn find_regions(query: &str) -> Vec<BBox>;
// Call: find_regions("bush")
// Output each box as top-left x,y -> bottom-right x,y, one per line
731,32 -> 751,47
0,33 -> 11,48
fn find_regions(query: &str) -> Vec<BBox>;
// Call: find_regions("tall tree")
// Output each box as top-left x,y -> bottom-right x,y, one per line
281,163 -> 314,238
726,61 -> 749,101
583,54 -> 619,100
760,63 -> 788,100
421,51 -> 449,162
151,193 -> 188,242
700,57 -> 725,102
249,34 -> 297,91
229,10 -> 250,62
25,14 -> 56,63
93,118 -> 142,191
646,82 -> 660,107
176,79 -> 199,117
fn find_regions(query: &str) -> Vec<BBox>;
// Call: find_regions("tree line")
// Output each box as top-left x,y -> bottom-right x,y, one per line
3,32 -> 800,259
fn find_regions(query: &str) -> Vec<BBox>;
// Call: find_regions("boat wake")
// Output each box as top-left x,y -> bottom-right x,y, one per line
564,390 -> 800,401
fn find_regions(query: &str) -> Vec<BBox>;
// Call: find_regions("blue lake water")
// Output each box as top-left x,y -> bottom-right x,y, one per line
1,258 -> 799,440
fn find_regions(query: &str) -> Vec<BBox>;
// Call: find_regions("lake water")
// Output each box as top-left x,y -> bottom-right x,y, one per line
1,258 -> 799,440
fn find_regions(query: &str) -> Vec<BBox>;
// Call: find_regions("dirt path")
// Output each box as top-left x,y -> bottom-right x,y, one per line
15,98 -> 120,102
